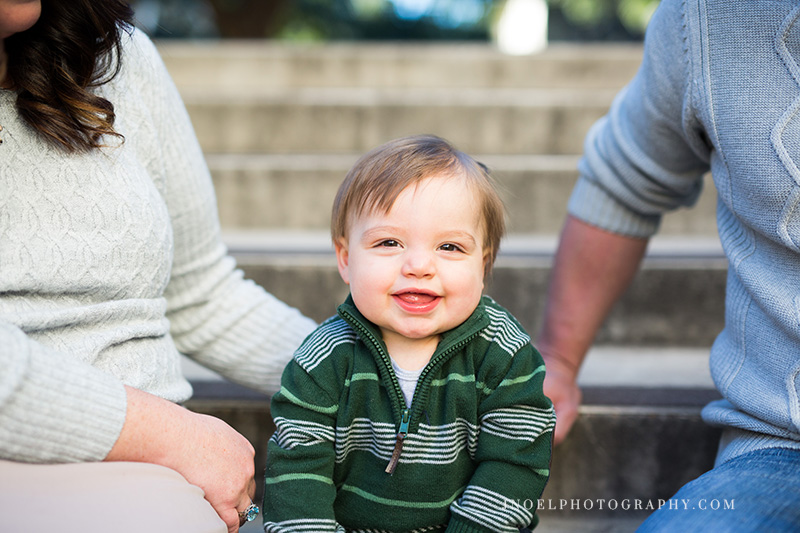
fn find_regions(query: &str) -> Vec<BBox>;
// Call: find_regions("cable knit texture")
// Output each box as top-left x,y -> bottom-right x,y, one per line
568,0 -> 800,463
0,29 -> 316,464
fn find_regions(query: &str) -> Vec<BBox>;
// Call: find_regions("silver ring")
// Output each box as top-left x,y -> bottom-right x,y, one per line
238,502 -> 259,526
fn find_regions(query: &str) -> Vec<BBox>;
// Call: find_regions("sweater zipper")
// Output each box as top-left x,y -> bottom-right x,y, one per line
340,307 -> 480,475
343,317 -> 409,474
385,408 -> 410,474
343,316 -> 407,412
384,333 -> 478,474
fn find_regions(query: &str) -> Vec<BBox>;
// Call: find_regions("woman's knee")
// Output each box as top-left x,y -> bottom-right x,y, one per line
0,460 -> 227,533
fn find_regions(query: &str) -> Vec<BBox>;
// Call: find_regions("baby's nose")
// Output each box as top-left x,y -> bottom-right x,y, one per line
401,250 -> 435,278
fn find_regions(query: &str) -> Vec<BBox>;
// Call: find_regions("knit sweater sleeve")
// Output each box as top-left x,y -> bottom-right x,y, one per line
567,0 -> 711,238
262,321 -> 348,532
446,308 -> 555,532
0,322 -> 127,463
123,31 -> 316,394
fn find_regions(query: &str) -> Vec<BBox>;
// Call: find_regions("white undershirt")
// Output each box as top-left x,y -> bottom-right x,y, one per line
390,358 -> 424,408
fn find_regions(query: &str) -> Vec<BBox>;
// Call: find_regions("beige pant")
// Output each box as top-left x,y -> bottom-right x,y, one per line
0,460 -> 227,533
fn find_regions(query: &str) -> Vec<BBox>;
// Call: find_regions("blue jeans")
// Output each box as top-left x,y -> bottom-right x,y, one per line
637,447 -> 800,532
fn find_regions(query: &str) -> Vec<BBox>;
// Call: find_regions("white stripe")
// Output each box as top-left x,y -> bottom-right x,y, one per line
275,404 -> 554,460
264,518 -> 339,533
450,485 -> 533,532
478,306 -> 531,356
294,318 -> 356,372
480,406 -> 556,441
348,527 -> 442,533
334,418 -> 480,464
272,417 -> 336,449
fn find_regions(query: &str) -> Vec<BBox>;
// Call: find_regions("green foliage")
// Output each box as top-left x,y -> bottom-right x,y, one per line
273,0 -> 492,42
617,0 -> 660,33
132,0 -> 658,41
271,0 -> 360,41
549,0 -> 659,34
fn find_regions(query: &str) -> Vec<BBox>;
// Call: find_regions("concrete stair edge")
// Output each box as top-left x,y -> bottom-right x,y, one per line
158,40 -> 643,91
220,229 -> 726,260
183,345 -> 716,397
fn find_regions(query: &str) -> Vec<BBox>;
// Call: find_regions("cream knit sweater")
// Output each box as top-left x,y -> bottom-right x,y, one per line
0,29 -> 315,464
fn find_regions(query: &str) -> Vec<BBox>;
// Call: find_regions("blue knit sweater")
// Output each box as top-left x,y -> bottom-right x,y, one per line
568,0 -> 800,463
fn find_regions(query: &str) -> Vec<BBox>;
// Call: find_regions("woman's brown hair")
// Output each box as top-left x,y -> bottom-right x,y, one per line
5,0 -> 135,152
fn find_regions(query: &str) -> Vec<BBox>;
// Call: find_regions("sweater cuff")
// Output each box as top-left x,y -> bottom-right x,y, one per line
0,325 -> 127,463
567,176 -> 661,238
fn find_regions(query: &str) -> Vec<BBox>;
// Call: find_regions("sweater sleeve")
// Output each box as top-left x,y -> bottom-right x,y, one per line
568,0 -> 711,238
262,348 -> 342,532
0,321 -> 127,463
446,324 -> 555,531
124,31 -> 316,395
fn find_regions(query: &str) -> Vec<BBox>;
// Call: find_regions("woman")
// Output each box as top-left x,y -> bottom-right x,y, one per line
0,1 -> 315,532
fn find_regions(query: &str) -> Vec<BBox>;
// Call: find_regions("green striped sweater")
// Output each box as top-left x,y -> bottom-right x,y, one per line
263,295 -> 555,533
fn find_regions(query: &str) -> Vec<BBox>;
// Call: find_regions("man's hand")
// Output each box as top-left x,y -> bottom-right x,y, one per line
541,351 -> 582,446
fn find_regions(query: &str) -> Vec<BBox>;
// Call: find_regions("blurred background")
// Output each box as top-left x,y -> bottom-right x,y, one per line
160,2 -> 727,531
131,0 -> 659,46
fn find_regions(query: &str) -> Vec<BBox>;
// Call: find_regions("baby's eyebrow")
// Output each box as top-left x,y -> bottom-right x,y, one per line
360,226 -> 404,241
442,230 -> 475,241
437,231 -> 478,247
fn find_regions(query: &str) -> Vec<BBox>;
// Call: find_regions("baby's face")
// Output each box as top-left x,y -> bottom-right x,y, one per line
335,175 -> 486,352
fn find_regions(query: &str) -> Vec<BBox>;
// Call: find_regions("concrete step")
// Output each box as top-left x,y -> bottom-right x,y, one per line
184,87 -> 615,155
183,346 -> 716,394
185,346 -> 720,530
541,348 -> 720,526
158,41 -> 642,91
535,516 -> 648,532
208,153 -> 719,236
542,403 -> 720,526
223,231 -> 727,347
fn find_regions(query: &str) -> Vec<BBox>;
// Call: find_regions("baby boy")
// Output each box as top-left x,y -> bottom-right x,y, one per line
263,134 -> 555,532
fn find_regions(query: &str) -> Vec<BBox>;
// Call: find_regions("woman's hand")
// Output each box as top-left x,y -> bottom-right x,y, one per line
106,386 -> 256,532
171,411 -> 257,532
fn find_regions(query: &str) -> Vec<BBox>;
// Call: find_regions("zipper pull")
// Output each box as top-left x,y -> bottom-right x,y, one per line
385,409 -> 411,475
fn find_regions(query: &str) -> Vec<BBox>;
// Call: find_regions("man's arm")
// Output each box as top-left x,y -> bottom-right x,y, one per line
537,215 -> 648,445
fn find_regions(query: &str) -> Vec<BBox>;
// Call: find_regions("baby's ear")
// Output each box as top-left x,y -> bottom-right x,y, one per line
334,238 -> 351,285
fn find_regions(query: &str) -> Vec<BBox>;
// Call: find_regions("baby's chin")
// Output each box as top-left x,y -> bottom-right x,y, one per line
390,318 -> 471,340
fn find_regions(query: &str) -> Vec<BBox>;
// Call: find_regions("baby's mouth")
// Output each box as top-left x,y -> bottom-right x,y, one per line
395,292 -> 437,305
392,290 -> 441,313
